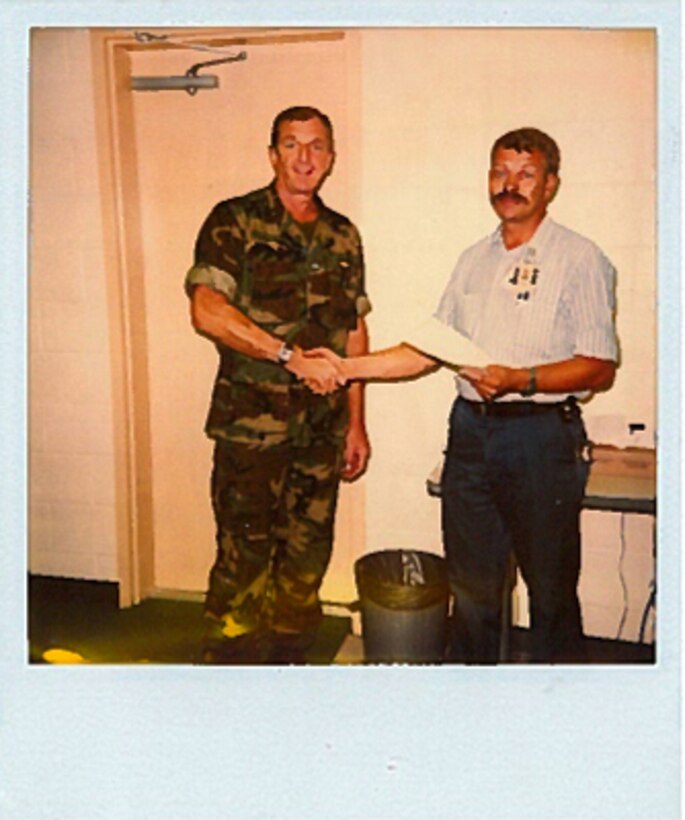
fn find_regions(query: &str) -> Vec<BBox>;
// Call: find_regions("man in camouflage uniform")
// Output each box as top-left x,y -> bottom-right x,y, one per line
185,106 -> 371,664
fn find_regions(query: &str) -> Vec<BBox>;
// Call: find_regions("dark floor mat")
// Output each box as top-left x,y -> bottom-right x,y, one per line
28,575 -> 351,666
28,575 -> 654,665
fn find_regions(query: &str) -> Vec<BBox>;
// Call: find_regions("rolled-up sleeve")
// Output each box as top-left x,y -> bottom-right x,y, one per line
345,224 -> 372,320
185,202 -> 242,302
184,263 -> 237,301
356,294 -> 372,319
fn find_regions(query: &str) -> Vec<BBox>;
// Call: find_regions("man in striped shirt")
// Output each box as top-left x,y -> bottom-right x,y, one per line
308,127 -> 618,663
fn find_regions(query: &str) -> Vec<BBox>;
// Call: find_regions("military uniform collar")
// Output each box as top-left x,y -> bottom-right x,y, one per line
266,179 -> 330,227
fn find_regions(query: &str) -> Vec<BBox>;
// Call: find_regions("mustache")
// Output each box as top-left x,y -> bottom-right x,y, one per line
492,191 -> 528,204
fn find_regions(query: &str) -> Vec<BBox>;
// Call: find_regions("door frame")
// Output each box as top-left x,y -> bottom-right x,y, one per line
89,26 -> 350,606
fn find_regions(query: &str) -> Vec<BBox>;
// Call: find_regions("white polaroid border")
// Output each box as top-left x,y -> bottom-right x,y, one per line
1,2 -> 680,818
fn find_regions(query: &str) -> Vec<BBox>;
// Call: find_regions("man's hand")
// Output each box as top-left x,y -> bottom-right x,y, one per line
302,347 -> 349,388
342,423 -> 370,481
460,364 -> 522,401
286,347 -> 342,394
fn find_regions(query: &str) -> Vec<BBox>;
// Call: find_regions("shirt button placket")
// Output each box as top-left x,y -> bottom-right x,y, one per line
306,259 -> 320,310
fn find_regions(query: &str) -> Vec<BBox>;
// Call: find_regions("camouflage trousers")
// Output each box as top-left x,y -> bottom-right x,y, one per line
205,438 -> 344,640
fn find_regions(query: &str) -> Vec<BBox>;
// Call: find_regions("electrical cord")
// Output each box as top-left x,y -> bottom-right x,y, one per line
638,516 -> 657,643
638,583 -> 656,643
615,512 -> 628,640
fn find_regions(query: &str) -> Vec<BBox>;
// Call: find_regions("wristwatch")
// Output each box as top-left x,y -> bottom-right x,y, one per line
520,367 -> 537,397
276,342 -> 294,365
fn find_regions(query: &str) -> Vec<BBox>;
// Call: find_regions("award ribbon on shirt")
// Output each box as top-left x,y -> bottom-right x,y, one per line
504,247 -> 540,303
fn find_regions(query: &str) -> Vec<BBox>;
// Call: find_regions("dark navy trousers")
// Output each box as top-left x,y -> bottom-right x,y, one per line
441,397 -> 590,663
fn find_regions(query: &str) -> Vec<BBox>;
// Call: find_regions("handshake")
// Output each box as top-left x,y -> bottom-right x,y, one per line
284,343 -> 508,401
289,347 -> 350,395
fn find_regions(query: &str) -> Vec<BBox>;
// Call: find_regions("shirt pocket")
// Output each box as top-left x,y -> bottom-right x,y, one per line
247,241 -> 303,324
309,260 -> 357,331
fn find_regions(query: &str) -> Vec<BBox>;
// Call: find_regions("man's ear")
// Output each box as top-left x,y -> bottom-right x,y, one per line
268,145 -> 278,172
545,173 -> 560,204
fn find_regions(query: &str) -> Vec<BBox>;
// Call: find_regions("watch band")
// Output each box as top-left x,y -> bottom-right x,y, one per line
276,342 -> 293,365
520,367 -> 537,397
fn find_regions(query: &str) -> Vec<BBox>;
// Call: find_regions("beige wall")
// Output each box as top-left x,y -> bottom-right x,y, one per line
29,29 -> 118,580
29,27 -> 656,640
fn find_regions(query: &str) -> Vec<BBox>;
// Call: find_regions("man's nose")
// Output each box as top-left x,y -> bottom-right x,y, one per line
504,174 -> 519,191
297,144 -> 311,163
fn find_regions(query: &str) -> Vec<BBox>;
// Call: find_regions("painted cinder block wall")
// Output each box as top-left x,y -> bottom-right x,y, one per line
30,28 -> 118,581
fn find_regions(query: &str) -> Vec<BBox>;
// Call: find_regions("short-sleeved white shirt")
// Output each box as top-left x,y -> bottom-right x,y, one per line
434,216 -> 618,402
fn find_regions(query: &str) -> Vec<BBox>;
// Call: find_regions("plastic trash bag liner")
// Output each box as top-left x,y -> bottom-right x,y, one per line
355,549 -> 449,611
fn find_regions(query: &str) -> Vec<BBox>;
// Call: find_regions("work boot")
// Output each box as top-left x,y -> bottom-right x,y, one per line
198,632 -> 267,665
264,631 -> 313,666
197,618 -> 266,665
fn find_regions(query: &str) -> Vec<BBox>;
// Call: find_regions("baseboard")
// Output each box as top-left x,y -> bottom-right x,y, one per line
146,587 -> 205,603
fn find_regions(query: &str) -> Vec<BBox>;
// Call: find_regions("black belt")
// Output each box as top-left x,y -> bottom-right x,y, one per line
460,397 -> 577,418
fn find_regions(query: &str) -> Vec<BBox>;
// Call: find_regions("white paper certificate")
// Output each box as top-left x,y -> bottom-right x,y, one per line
403,316 -> 491,368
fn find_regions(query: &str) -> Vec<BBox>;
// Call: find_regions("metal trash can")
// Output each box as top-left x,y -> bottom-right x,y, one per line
354,549 -> 449,664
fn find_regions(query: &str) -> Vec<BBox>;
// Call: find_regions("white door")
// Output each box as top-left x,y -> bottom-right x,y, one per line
128,31 -> 365,603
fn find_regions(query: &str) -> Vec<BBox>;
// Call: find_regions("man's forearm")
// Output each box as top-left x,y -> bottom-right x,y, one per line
344,344 -> 439,381
190,284 -> 340,388
465,355 -> 617,401
191,284 -> 282,361
507,356 -> 616,395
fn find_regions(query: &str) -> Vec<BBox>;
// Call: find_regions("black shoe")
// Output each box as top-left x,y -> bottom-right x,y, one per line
197,632 -> 264,665
265,644 -> 307,665
264,631 -> 312,666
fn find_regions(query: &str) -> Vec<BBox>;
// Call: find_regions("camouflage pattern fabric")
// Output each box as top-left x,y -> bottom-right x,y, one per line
186,182 -> 371,447
186,182 -> 370,630
206,439 -> 344,637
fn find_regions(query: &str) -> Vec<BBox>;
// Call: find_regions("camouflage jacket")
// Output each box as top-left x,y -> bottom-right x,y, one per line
185,182 -> 371,447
